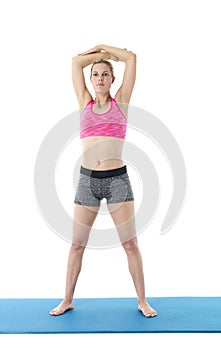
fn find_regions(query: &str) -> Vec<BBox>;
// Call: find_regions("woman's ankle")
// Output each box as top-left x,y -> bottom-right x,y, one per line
64,297 -> 73,304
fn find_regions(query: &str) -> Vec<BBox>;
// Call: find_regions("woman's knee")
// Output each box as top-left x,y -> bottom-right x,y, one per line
122,238 -> 139,253
70,243 -> 85,253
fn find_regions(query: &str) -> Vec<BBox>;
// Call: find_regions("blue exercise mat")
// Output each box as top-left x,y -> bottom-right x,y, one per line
0,297 -> 221,333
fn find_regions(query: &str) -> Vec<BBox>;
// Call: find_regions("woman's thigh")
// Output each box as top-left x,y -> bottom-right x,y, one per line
107,201 -> 137,244
72,204 -> 100,247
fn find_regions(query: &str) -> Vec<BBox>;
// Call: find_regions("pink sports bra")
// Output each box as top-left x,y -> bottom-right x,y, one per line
80,98 -> 127,139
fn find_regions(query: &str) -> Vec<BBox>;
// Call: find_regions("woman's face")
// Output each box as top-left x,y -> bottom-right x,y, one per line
90,63 -> 114,93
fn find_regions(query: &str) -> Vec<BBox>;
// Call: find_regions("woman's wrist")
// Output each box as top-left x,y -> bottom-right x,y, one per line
96,44 -> 109,52
95,45 -> 135,62
73,51 -> 111,68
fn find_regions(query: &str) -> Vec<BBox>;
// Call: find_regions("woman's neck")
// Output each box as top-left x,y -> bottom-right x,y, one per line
94,93 -> 111,105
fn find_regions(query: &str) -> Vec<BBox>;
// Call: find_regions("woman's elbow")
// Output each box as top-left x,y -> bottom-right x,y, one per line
72,55 -> 80,62
127,51 -> 136,60
72,55 -> 83,68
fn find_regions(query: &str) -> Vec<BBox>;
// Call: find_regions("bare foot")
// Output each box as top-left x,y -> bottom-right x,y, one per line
138,302 -> 158,318
49,300 -> 74,316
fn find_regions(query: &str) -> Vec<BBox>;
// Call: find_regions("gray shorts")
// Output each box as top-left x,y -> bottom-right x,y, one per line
74,165 -> 134,206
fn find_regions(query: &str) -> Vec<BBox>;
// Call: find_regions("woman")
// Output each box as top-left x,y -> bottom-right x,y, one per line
50,44 -> 158,318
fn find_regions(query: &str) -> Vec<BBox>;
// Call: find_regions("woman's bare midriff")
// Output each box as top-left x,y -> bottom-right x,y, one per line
81,136 -> 125,170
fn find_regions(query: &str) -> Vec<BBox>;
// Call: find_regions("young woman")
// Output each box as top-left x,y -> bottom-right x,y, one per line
50,44 -> 158,318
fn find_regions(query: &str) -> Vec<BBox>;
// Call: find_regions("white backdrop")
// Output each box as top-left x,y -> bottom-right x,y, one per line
0,0 -> 221,348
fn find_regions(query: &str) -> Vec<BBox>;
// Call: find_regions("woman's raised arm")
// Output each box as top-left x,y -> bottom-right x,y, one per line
72,51 -> 111,109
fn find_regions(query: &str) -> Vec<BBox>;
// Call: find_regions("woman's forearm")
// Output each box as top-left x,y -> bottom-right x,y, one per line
97,44 -> 136,62
72,51 -> 111,68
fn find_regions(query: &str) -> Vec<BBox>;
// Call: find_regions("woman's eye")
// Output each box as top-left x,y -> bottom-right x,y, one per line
93,73 -> 98,76
104,73 -> 109,76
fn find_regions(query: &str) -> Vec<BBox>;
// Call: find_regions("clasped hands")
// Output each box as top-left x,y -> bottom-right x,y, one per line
78,45 -> 128,62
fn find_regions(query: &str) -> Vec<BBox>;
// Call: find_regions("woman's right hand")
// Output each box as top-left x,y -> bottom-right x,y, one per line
78,46 -> 101,56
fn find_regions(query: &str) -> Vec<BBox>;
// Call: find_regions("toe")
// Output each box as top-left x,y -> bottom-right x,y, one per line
50,309 -> 62,316
150,311 -> 158,317
49,303 -> 74,316
138,305 -> 158,318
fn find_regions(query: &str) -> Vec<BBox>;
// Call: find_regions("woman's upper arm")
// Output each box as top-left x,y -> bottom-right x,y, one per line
72,57 -> 92,109
115,53 -> 136,104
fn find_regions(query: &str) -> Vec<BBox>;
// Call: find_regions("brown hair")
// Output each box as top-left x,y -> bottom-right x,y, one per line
90,59 -> 114,78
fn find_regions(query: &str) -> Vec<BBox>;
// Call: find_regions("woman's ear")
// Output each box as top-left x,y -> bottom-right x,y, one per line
112,76 -> 115,83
